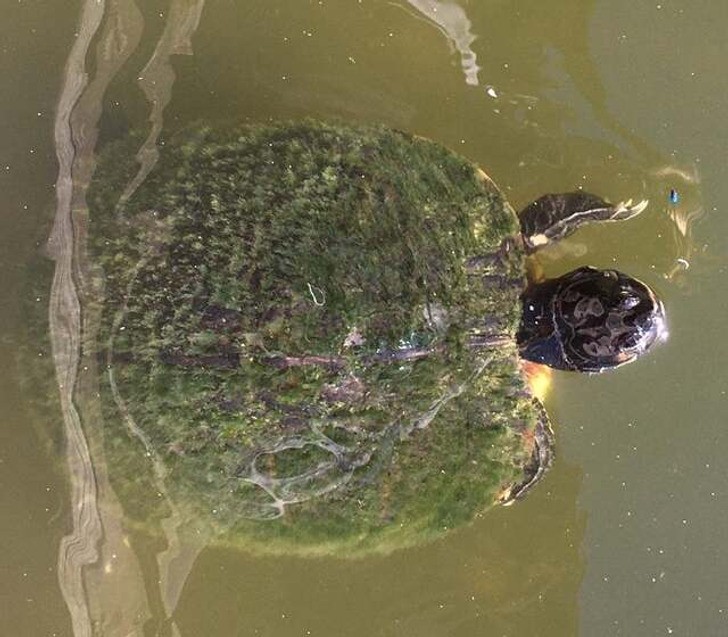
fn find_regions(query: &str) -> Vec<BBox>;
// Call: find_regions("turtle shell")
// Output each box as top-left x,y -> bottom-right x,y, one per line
87,120 -> 550,555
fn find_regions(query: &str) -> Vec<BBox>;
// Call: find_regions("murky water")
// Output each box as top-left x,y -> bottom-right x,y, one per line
2,1 -> 727,635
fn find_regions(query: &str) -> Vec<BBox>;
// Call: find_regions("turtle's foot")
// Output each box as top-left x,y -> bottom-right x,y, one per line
499,399 -> 555,506
465,235 -> 519,274
612,197 -> 649,221
519,192 -> 649,251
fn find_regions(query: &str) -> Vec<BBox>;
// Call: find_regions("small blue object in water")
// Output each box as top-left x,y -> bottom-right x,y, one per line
669,188 -> 679,204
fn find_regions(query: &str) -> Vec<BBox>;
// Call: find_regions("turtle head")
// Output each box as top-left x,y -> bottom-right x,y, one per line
517,267 -> 667,372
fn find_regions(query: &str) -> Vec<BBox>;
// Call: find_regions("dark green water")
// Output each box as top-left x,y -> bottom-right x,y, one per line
1,1 -> 726,635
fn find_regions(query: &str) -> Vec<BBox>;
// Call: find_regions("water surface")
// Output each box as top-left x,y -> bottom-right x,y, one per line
2,1 -> 727,635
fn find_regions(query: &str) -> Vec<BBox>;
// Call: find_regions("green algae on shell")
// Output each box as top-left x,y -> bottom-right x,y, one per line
86,120 -> 549,556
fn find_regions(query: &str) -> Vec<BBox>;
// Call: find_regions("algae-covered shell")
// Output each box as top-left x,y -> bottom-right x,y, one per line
87,120 -> 549,556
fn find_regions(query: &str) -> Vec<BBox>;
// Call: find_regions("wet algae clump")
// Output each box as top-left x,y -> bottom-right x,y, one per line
87,120 -> 547,556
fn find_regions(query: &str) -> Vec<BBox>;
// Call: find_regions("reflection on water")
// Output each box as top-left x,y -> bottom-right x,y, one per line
117,0 -> 205,207
652,164 -> 705,284
48,1 -> 108,634
405,0 -> 481,86
48,0 -> 206,634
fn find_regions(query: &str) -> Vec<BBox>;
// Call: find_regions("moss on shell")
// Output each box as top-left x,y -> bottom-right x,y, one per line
87,120 -> 544,555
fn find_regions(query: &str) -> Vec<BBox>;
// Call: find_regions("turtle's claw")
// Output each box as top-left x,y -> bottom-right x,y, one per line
614,198 -> 649,220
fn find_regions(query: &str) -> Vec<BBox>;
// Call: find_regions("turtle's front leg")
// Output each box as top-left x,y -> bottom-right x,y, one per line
518,192 -> 648,252
464,235 -> 521,274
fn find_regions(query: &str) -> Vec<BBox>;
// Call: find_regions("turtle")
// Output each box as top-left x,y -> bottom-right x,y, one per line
86,120 -> 666,555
